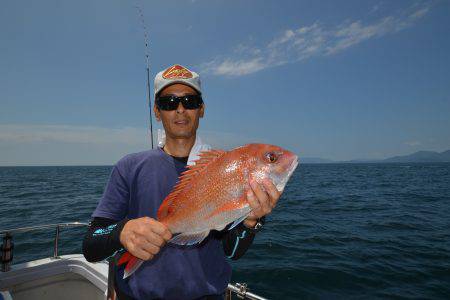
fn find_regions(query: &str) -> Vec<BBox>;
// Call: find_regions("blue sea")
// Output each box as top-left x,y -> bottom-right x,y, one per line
1,163 -> 449,299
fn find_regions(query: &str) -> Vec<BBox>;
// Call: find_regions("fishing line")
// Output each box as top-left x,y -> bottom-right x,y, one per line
135,1 -> 154,149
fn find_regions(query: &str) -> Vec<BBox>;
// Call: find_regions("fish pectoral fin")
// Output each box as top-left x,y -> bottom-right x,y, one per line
228,213 -> 250,230
169,230 -> 210,246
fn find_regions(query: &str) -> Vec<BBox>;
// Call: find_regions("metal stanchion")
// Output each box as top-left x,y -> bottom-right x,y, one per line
1,233 -> 13,272
53,225 -> 60,258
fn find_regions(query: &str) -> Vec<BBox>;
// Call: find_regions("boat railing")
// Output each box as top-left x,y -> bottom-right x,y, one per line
0,222 -> 267,300
0,221 -> 89,267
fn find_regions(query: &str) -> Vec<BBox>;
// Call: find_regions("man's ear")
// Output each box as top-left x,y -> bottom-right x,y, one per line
154,105 -> 161,121
199,103 -> 205,118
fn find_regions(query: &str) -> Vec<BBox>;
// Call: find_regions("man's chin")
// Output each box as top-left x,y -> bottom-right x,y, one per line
167,131 -> 196,139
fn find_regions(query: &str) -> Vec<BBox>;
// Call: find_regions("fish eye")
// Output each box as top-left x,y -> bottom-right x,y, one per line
266,152 -> 278,163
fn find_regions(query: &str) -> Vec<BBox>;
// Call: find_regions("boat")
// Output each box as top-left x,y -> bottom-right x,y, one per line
0,222 -> 267,300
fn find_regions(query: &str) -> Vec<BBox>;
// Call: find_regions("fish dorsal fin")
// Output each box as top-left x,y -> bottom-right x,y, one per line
157,149 -> 226,220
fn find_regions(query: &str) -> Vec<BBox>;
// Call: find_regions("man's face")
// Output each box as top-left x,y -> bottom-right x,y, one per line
154,83 -> 205,139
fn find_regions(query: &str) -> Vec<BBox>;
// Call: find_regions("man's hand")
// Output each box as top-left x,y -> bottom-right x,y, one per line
243,178 -> 281,228
120,217 -> 172,261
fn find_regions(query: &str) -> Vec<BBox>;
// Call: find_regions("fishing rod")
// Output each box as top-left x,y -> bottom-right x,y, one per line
135,2 -> 154,149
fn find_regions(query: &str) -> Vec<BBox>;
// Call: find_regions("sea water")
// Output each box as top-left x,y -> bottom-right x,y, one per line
1,163 -> 449,299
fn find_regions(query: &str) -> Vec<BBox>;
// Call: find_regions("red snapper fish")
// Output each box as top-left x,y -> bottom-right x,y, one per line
118,143 -> 299,278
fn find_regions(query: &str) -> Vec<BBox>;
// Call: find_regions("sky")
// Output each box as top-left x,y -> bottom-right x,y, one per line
1,0 -> 449,165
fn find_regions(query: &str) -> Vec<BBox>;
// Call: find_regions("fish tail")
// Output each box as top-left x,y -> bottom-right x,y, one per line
117,251 -> 133,265
117,251 -> 144,279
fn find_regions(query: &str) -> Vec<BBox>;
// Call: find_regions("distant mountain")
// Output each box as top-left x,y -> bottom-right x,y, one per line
345,159 -> 379,163
301,150 -> 450,164
382,150 -> 450,163
439,150 -> 450,160
301,157 -> 335,163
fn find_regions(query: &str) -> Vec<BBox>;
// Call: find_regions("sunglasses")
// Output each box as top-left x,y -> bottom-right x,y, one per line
156,94 -> 203,111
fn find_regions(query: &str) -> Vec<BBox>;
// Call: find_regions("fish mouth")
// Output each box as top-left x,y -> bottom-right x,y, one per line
275,156 -> 299,192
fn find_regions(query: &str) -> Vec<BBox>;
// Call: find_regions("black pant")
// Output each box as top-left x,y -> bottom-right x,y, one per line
115,284 -> 135,300
115,286 -> 224,300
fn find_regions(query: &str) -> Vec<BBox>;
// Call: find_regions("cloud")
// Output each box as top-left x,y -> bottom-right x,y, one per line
409,7 -> 429,19
0,124 -> 254,165
200,3 -> 431,76
0,124 -> 149,145
201,58 -> 267,76
0,124 -> 252,147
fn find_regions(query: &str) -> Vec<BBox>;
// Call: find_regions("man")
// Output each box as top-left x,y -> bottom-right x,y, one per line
83,64 -> 281,300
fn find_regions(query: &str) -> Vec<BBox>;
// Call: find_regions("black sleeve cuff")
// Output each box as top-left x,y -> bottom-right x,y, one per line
110,218 -> 129,250
83,217 -> 129,262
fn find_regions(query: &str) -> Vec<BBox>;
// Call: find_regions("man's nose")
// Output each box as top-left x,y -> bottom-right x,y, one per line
176,102 -> 185,113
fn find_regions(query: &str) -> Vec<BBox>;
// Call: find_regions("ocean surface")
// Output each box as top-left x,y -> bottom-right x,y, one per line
1,163 -> 449,299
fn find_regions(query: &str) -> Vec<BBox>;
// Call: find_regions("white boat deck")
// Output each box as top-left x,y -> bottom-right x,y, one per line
0,255 -> 108,300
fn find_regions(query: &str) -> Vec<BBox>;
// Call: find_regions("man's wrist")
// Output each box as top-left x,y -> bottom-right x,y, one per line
243,219 -> 257,228
242,217 -> 265,233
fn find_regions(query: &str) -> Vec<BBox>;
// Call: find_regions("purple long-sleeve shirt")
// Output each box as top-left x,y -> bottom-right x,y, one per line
92,148 -> 231,300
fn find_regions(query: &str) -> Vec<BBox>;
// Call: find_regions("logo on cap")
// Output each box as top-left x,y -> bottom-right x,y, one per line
162,65 -> 193,79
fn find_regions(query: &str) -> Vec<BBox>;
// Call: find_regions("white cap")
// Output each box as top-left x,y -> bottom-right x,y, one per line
154,64 -> 202,96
